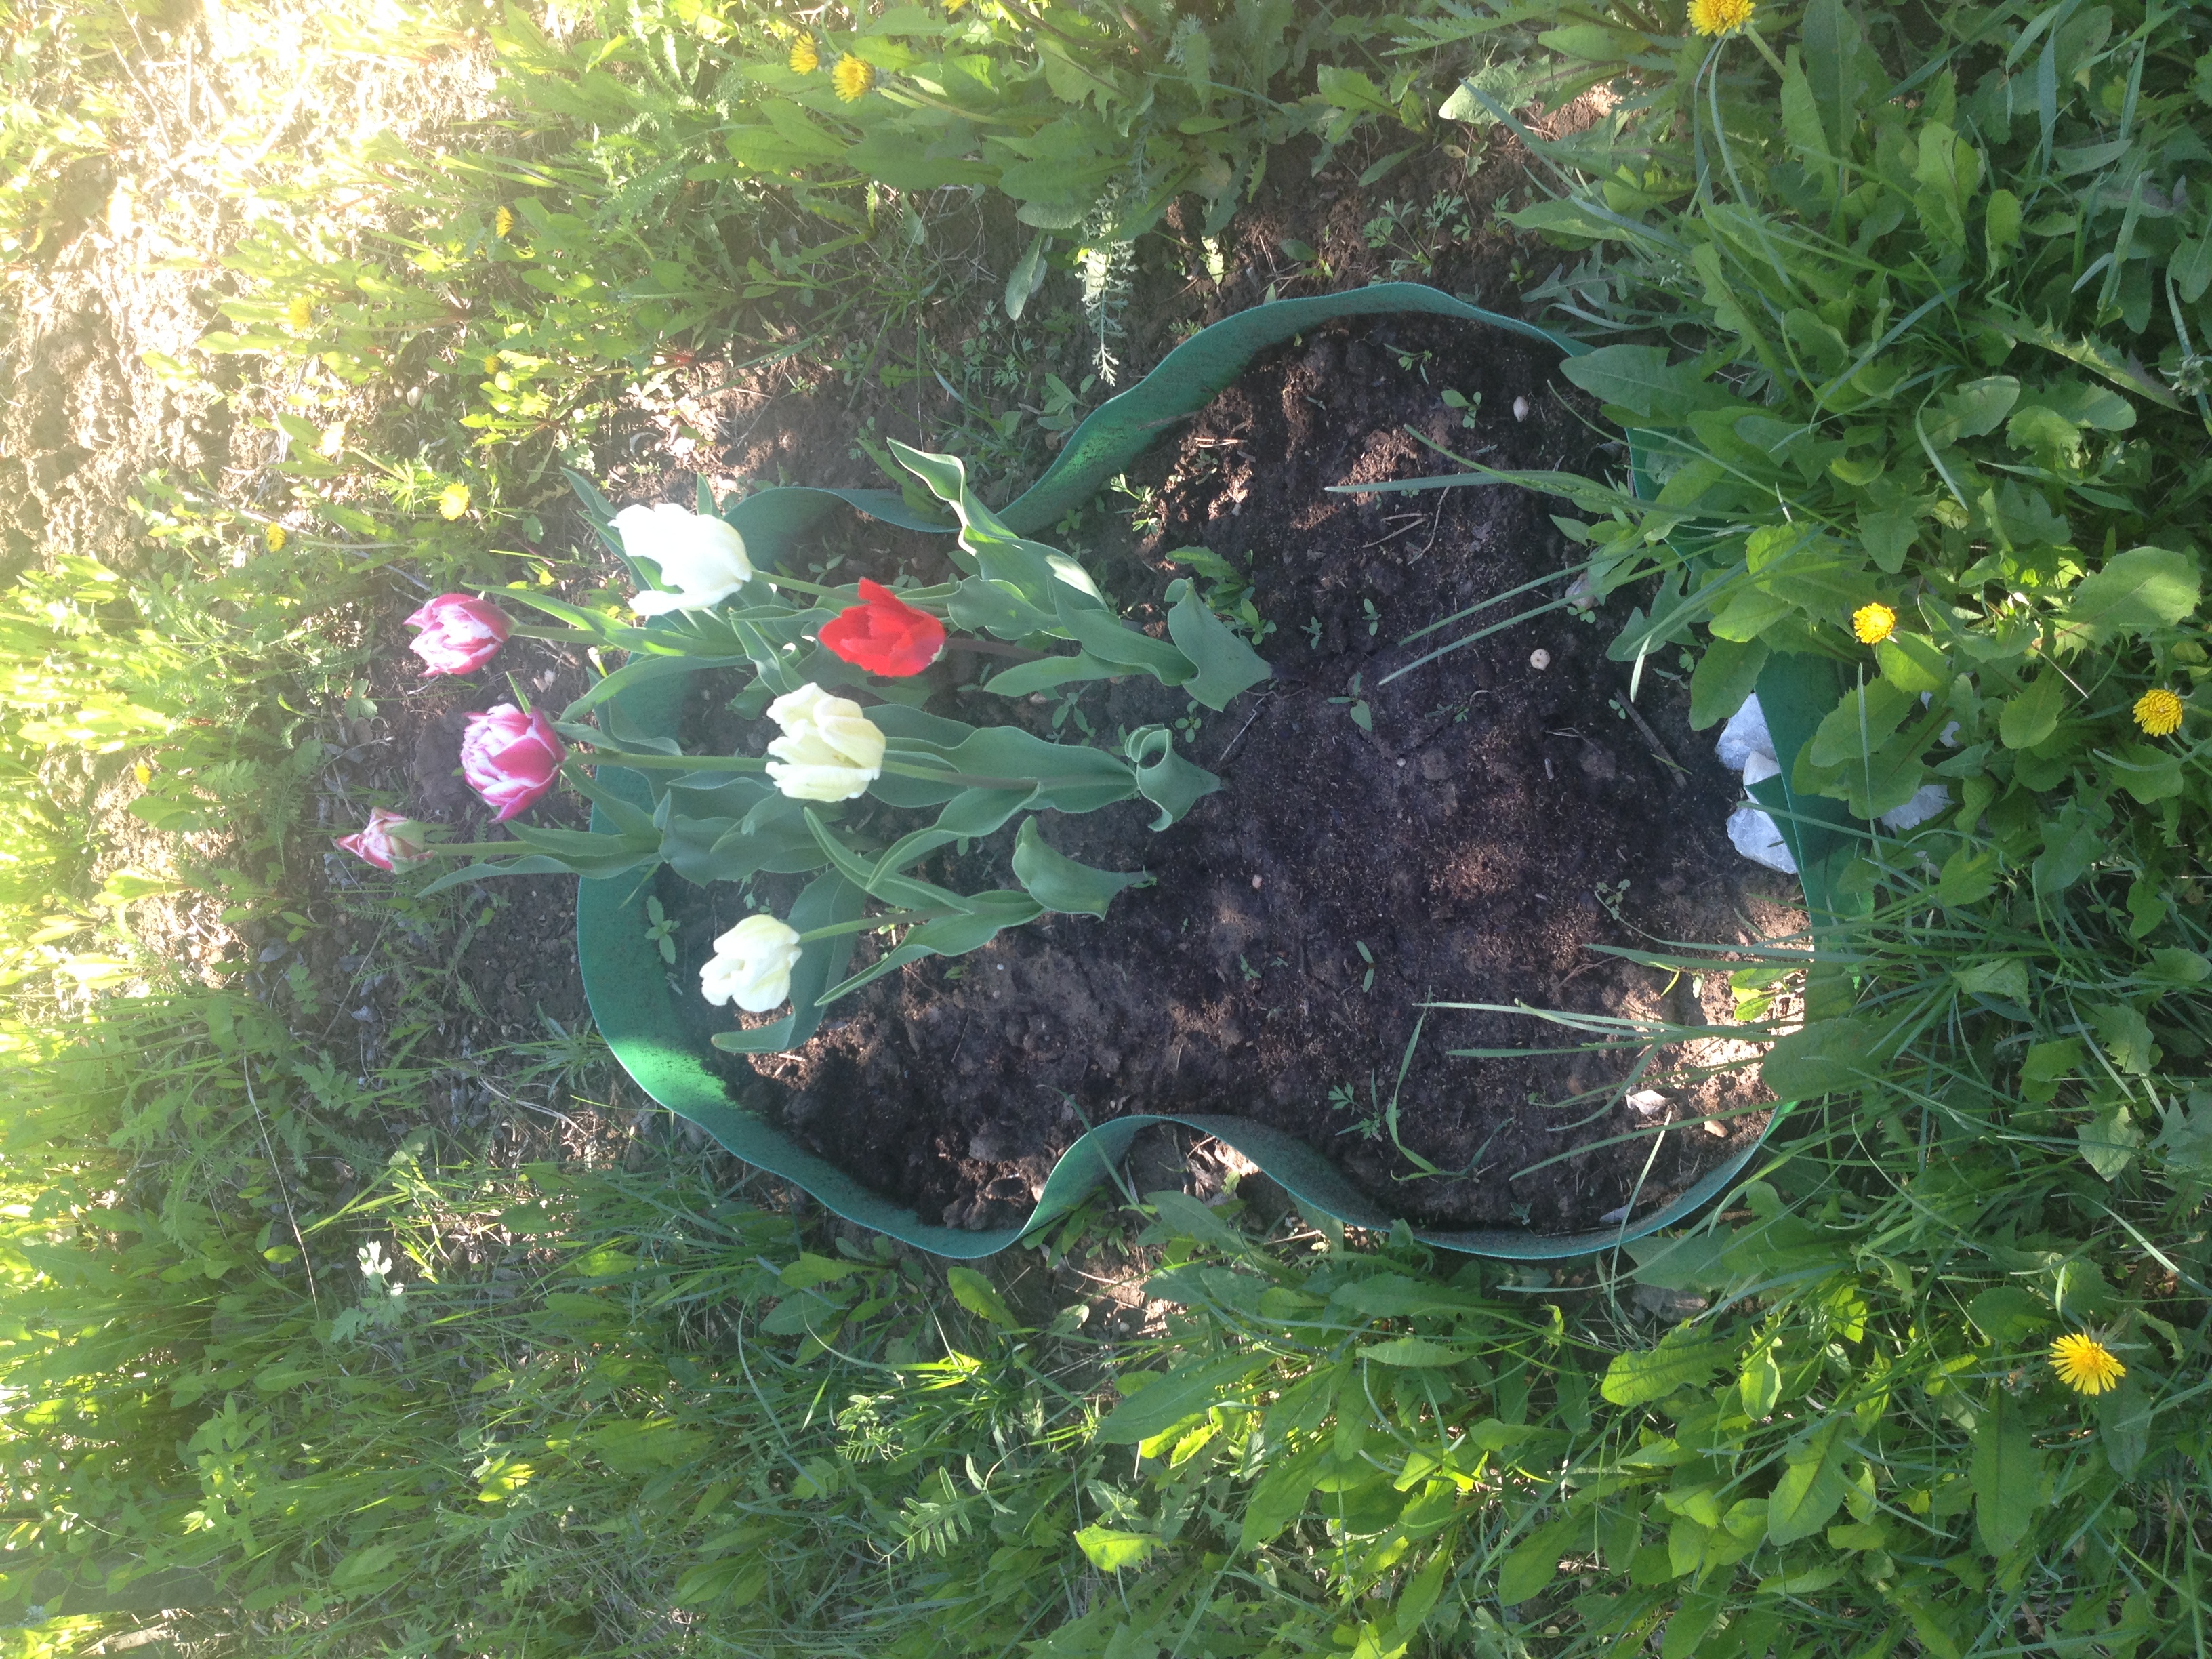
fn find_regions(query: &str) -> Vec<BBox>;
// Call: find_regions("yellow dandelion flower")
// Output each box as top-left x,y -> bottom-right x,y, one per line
264,523 -> 287,552
438,482 -> 472,520
285,296 -> 313,329
319,423 -> 346,459
832,54 -> 876,102
789,35 -> 819,73
494,204 -> 516,239
2049,1332 -> 2126,1396
945,0 -> 970,10
1851,602 -> 1897,646
2133,687 -> 2185,737
133,761 -> 152,787
1689,0 -> 1755,34
483,351 -> 502,375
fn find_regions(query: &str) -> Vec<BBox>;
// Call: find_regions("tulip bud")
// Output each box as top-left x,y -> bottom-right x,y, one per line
764,683 -> 886,802
614,502 -> 754,615
818,579 -> 947,677
459,703 -> 567,822
405,593 -> 512,677
334,808 -> 435,872
699,914 -> 805,1012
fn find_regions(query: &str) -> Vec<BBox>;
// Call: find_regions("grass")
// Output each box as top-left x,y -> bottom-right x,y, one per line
5,0 -> 2211,1655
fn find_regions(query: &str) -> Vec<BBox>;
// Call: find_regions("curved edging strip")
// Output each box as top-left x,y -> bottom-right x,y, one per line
576,285 -> 1845,1260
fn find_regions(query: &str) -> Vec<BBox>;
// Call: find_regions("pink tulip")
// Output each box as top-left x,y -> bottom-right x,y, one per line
334,808 -> 434,872
405,593 -> 511,677
459,703 -> 566,821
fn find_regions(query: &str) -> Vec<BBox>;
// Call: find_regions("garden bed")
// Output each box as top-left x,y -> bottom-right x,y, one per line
655,314 -> 1799,1233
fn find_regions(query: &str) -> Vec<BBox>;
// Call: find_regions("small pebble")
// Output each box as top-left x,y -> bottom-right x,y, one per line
1513,394 -> 1532,422
1250,874 -> 1263,890
1529,648 -> 1551,670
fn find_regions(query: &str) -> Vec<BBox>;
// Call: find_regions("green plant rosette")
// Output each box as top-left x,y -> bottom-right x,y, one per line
575,284 -> 1845,1259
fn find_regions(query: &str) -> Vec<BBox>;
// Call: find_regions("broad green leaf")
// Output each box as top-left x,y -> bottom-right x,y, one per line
1124,725 -> 1220,828
1767,1418 -> 1849,1544
2079,1107 -> 2143,1180
1876,632 -> 1948,693
1601,1326 -> 1729,1406
1971,1391 -> 2041,1555
1689,638 -> 1768,729
945,1265 -> 1018,1328
2089,1002 -> 2156,1074
1362,1336 -> 1468,1368
1238,1446 -> 1325,1550
1954,957 -> 2030,1003
1073,1526 -> 1160,1572
1999,672 -> 2066,749
1498,1517 -> 1579,1605
1966,1286 -> 2051,1347
1095,1353 -> 1254,1443
2061,546 -> 2200,640
1559,345 -> 1715,419
2110,742 -> 2184,803
977,649 -> 1126,697
1010,818 -> 1143,916
1166,583 -> 1271,710
1807,680 -> 1914,768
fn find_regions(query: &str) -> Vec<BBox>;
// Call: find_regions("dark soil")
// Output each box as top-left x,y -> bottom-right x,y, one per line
654,312 -> 1799,1235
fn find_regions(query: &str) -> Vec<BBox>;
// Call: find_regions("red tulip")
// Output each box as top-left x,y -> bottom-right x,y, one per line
334,808 -> 434,871
818,579 -> 946,677
459,703 -> 566,821
405,593 -> 511,676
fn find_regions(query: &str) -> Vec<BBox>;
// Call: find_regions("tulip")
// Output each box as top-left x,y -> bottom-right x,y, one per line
764,683 -> 885,802
460,703 -> 567,821
614,502 -> 754,615
819,579 -> 947,677
334,808 -> 434,872
405,593 -> 512,677
700,914 -> 805,1012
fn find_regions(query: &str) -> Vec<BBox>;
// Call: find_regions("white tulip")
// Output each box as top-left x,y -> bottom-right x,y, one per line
699,914 -> 805,1012
614,502 -> 754,615
764,682 -> 886,802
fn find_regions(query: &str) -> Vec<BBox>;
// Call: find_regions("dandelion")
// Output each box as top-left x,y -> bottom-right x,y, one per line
1851,602 -> 1897,646
319,423 -> 346,459
832,54 -> 876,102
1688,0 -> 1755,35
789,35 -> 819,73
483,351 -> 502,376
493,205 -> 516,239
438,482 -> 472,520
264,523 -> 288,552
2049,1332 -> 2126,1396
285,296 -> 313,329
2133,687 -> 2185,737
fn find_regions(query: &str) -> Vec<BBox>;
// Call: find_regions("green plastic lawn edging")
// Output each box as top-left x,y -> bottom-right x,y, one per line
575,284 -> 1847,1261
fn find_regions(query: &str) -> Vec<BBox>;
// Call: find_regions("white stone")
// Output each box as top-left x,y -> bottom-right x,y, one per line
1727,804 -> 1798,874
1879,783 -> 1952,832
1716,693 -> 1776,771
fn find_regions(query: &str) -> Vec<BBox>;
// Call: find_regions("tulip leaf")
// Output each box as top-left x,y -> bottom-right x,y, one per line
1010,819 -> 1145,916
1125,726 -> 1222,829
863,788 -> 1038,887
1166,583 -> 1271,710
1056,589 -> 1194,684
803,811 -> 971,912
815,891 -> 1044,1006
947,575 -> 1059,640
978,649 -> 1130,697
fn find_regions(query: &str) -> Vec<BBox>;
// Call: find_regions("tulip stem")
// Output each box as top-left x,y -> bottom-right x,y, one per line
796,909 -> 939,943
578,750 -> 766,773
508,624 -> 603,642
760,573 -> 838,598
954,638 -> 1049,661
